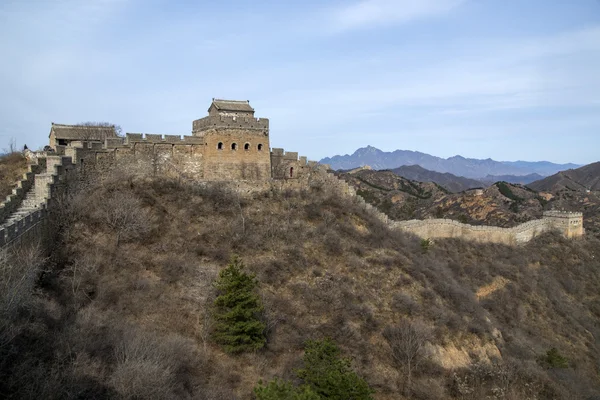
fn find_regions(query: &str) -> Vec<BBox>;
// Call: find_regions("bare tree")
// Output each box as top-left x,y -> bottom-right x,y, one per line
2,137 -> 17,154
100,191 -> 151,247
64,252 -> 101,303
195,311 -> 213,355
75,121 -> 122,140
0,245 -> 43,348
383,318 -> 431,396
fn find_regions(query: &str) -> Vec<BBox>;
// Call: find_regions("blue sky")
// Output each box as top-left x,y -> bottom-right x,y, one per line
1,0 -> 599,164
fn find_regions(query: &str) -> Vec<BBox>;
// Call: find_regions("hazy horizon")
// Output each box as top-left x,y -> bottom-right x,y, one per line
1,0 -> 599,164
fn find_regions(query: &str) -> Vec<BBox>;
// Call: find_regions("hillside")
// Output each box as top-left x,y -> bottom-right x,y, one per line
337,169 -> 546,227
336,169 -> 448,221
321,146 -> 579,179
340,168 -> 600,235
391,165 -> 484,193
528,162 -> 600,192
482,173 -> 544,185
419,182 -> 547,227
1,167 -> 600,399
0,152 -> 28,200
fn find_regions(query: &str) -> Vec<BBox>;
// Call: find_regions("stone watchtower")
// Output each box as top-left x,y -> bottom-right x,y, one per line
542,211 -> 584,238
192,99 -> 271,181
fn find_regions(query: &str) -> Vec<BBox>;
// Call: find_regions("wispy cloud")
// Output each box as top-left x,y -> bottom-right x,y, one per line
263,24 -> 600,122
330,0 -> 465,31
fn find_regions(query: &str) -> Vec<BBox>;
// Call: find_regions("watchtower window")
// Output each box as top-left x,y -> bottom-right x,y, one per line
290,167 -> 294,178
217,142 -> 223,150
231,143 -> 237,150
244,143 -> 250,151
257,144 -> 263,151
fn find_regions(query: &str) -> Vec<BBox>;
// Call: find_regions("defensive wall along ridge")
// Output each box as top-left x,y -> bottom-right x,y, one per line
313,175 -> 585,245
1,98 -> 584,249
0,147 -> 584,249
390,216 -> 583,245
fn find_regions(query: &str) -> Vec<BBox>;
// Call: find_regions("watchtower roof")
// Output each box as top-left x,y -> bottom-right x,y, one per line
209,99 -> 254,113
50,123 -> 118,140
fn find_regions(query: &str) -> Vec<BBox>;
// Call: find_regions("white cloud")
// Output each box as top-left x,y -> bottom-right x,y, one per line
331,0 -> 465,31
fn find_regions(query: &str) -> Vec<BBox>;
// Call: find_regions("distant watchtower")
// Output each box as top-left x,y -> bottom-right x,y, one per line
192,99 -> 270,181
542,211 -> 584,238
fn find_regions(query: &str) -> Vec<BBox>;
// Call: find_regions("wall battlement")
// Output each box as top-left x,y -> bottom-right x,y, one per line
192,115 -> 269,134
270,148 -> 314,179
391,211 -> 584,244
29,98 -> 583,247
124,133 -> 204,144
543,210 -> 583,218
270,148 -> 308,165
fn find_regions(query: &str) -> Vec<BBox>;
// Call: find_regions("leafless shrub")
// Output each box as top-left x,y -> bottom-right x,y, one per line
261,294 -> 285,345
98,191 -> 151,246
0,245 -> 43,346
110,327 -> 197,399
323,230 -> 344,255
391,293 -> 422,316
450,359 -> 564,400
62,251 -> 101,307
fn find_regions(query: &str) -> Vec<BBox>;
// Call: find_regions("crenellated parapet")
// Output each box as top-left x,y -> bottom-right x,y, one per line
542,210 -> 584,238
270,148 -> 317,179
542,210 -> 583,218
192,115 -> 269,135
390,210 -> 585,244
125,133 -> 204,145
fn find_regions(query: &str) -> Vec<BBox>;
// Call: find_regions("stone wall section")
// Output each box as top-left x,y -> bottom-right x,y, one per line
0,161 -> 44,223
289,167 -> 585,245
391,214 -> 584,245
192,115 -> 269,135
0,156 -> 75,249
202,128 -> 270,181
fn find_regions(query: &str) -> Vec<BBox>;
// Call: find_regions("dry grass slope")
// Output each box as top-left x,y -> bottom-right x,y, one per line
0,152 -> 28,200
1,166 -> 599,399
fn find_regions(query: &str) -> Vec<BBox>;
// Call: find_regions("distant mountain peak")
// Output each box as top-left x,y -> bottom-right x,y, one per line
320,147 -> 580,179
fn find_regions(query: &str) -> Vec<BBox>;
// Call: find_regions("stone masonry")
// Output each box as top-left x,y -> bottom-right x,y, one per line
47,99 -> 308,182
0,98 -> 583,249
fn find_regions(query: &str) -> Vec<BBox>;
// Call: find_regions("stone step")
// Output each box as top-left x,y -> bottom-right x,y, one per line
0,173 -> 47,229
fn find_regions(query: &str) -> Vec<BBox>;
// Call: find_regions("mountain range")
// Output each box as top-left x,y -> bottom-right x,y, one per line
482,173 -> 545,185
320,146 -> 580,179
390,164 -> 484,193
337,161 -> 600,235
528,162 -> 600,192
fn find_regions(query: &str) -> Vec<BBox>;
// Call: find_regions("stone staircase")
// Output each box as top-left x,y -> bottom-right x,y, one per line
0,188 -> 44,227
0,155 -> 75,248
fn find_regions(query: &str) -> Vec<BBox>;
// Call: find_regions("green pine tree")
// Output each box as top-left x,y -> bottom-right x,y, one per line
254,379 -> 319,400
213,255 -> 266,353
541,347 -> 569,369
296,338 -> 374,400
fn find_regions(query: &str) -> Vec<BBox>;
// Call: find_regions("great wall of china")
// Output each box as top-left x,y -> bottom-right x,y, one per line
0,99 -> 584,250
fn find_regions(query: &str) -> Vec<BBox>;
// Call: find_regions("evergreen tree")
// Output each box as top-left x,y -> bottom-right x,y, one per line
254,379 -> 319,400
296,338 -> 374,400
213,255 -> 266,353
